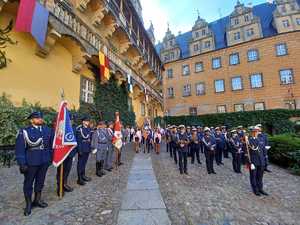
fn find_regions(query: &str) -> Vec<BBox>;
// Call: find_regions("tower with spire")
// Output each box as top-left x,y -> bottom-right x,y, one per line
273,0 -> 300,33
159,24 -> 181,62
226,0 -> 263,46
147,21 -> 156,45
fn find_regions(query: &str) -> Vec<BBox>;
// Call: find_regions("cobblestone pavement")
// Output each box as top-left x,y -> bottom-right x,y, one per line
0,144 -> 135,225
152,143 -> 300,225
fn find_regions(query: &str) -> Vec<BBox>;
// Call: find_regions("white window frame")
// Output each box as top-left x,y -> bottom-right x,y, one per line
182,64 -> 190,76
183,84 -> 192,97
81,77 -> 94,104
229,53 -> 240,65
195,62 -> 204,73
212,57 -> 221,69
215,79 -> 225,93
276,43 -> 288,56
217,105 -> 227,113
280,69 -> 294,85
234,104 -> 244,112
231,76 -> 243,91
254,102 -> 265,111
248,49 -> 259,62
250,73 -> 263,89
195,82 -> 205,96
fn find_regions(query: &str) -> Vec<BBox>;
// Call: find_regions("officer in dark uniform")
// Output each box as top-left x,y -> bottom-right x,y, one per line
170,125 -> 178,164
177,125 -> 189,174
15,112 -> 54,216
202,127 -> 216,174
186,126 -> 192,157
257,124 -> 271,173
76,116 -> 92,185
247,126 -> 269,196
229,130 -> 243,173
165,126 -> 171,156
222,126 -> 229,158
237,125 -> 246,164
56,114 -> 77,196
197,126 -> 204,153
190,128 -> 201,165
215,127 -> 225,166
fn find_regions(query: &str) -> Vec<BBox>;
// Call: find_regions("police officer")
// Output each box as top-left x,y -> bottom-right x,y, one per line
165,126 -> 171,156
56,114 -> 77,196
191,128 -> 201,165
247,126 -> 269,196
229,130 -> 243,173
215,127 -> 225,166
170,125 -> 178,164
105,121 -> 114,171
15,112 -> 53,216
202,127 -> 216,174
197,126 -> 204,154
257,124 -> 271,173
91,121 -> 108,177
222,126 -> 229,158
76,116 -> 92,185
177,125 -> 189,175
186,126 -> 192,157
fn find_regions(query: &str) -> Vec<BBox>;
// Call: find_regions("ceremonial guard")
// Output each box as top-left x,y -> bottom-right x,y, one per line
165,126 -> 171,156
104,121 -> 114,171
91,121 -> 108,177
197,126 -> 204,153
76,116 -> 92,185
170,125 -> 178,164
186,126 -> 192,157
247,126 -> 268,196
202,127 -> 216,174
237,125 -> 246,164
177,125 -> 189,174
229,130 -> 243,173
15,112 -> 53,216
221,126 -> 229,158
215,127 -> 225,166
257,124 -> 271,172
56,114 -> 77,196
190,128 -> 201,165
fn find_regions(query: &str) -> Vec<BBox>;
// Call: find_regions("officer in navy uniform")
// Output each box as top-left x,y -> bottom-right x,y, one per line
56,114 -> 77,196
229,130 -> 243,173
177,125 -> 189,175
221,126 -> 229,158
186,126 -> 192,157
170,125 -> 178,164
165,126 -> 171,156
105,121 -> 114,171
247,126 -> 269,196
202,127 -> 216,174
15,112 -> 54,216
76,116 -> 92,185
197,126 -> 204,153
256,124 -> 271,173
215,127 -> 225,166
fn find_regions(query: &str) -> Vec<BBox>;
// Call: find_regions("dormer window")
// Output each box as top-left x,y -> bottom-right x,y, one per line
244,15 -> 249,22
246,28 -> 254,37
282,5 -> 286,13
202,29 -> 206,36
204,41 -> 211,48
195,32 -> 199,38
283,19 -> 290,28
234,18 -> 239,25
234,32 -> 241,40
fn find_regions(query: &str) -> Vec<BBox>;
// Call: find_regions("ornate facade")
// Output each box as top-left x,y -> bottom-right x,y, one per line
0,0 -> 163,126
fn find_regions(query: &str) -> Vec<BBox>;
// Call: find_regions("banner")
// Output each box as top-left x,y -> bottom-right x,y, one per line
52,101 -> 77,167
99,51 -> 110,81
112,112 -> 123,150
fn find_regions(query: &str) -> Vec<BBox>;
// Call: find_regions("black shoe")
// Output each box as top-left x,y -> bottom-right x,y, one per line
212,171 -> 217,174
180,171 -> 183,174
24,196 -> 32,216
208,172 -> 212,174
82,175 -> 91,182
32,192 -> 48,208
220,162 -> 224,165
77,178 -> 86,185
184,171 -> 189,175
254,191 -> 261,196
118,162 -> 124,166
63,184 -> 73,192
198,162 -> 202,165
265,168 -> 272,173
259,190 -> 269,196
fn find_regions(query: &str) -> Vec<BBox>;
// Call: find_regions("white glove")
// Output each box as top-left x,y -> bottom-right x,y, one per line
265,146 -> 271,150
92,149 -> 97,154
250,164 -> 256,170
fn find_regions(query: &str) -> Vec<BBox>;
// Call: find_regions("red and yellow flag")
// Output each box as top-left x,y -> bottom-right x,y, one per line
99,51 -> 110,81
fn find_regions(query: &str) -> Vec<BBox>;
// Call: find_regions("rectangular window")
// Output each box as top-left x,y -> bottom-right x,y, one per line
81,77 -> 94,104
183,84 -> 192,97
248,49 -> 259,62
167,68 -> 173,79
217,105 -> 227,113
215,79 -> 225,93
250,73 -> 263,88
296,18 -> 300,25
276,43 -> 288,56
285,100 -> 296,110
204,40 -> 211,48
189,107 -> 197,116
229,53 -> 240,65
254,102 -> 265,111
282,19 -> 290,28
170,52 -> 175,60
202,29 -> 206,36
195,31 -> 199,38
234,32 -> 241,40
246,28 -> 254,37
195,62 -> 204,73
234,104 -> 244,112
244,15 -> 250,22
194,43 -> 199,51
212,57 -> 221,69
231,76 -> 243,91
167,87 -> 174,98
234,18 -> 239,25
280,69 -> 294,84
141,103 -> 145,116
195,82 -> 205,96
182,64 -> 190,76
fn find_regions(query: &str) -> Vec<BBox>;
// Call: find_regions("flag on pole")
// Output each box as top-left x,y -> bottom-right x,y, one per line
99,51 -> 110,81
15,0 -> 49,47
52,101 -> 77,167
112,112 -> 123,150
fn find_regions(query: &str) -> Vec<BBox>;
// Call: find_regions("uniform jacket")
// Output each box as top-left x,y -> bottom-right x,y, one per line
15,125 -> 54,166
248,137 -> 266,166
202,135 -> 216,152
177,132 -> 189,152
107,128 -> 114,148
91,128 -> 109,150
215,133 -> 226,149
230,136 -> 243,153
76,125 -> 92,153
68,125 -> 78,158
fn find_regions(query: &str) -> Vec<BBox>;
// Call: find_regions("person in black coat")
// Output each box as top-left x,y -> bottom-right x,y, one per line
202,127 -> 216,175
229,130 -> 243,173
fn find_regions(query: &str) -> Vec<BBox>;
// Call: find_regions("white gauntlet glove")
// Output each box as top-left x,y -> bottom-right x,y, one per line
250,164 -> 256,170
92,149 -> 97,154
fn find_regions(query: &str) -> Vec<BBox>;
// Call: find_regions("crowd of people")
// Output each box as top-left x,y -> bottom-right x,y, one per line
164,124 -> 271,197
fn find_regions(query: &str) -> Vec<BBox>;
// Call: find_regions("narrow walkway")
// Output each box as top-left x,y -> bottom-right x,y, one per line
117,153 -> 171,225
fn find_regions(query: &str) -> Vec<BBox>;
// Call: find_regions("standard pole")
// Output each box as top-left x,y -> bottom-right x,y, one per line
59,163 -> 64,199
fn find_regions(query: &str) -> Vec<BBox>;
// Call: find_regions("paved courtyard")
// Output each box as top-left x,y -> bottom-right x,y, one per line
0,143 -> 300,225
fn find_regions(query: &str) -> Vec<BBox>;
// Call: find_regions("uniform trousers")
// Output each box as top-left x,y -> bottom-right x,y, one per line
56,156 -> 73,187
232,152 -> 242,173
77,152 -> 90,176
178,150 -> 188,173
191,144 -> 201,164
204,150 -> 215,174
104,146 -> 114,169
249,165 -> 264,193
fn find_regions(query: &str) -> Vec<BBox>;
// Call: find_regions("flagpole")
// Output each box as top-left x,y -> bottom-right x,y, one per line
59,89 -> 64,199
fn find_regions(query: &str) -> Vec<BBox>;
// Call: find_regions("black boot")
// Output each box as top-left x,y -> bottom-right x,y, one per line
96,162 -> 102,177
77,172 -> 86,185
24,196 -> 32,216
82,174 -> 92,182
63,184 -> 73,192
100,161 -> 106,176
32,192 -> 48,208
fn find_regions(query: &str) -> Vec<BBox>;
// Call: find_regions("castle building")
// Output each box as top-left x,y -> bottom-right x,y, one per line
158,0 -> 300,116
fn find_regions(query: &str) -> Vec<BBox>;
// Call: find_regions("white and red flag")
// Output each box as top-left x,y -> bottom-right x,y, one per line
112,112 -> 123,150
52,101 -> 77,167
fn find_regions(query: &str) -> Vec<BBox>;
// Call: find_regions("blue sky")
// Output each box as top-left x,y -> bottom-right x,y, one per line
140,0 -> 272,43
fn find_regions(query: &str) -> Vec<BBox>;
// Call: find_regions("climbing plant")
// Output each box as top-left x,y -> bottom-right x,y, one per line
0,20 -> 16,69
